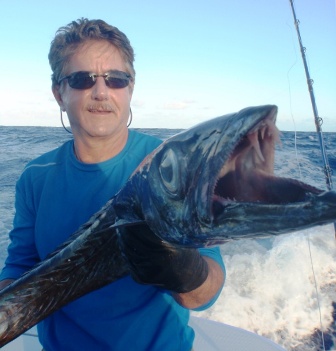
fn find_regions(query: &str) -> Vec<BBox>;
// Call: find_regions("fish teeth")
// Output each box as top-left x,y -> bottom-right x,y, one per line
248,132 -> 265,163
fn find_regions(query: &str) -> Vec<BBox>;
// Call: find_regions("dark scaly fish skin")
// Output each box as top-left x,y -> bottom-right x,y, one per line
122,104 -> 335,246
1,105 -> 336,346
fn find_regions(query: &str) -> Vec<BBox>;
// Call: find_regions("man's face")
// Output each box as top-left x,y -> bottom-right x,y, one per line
53,40 -> 134,140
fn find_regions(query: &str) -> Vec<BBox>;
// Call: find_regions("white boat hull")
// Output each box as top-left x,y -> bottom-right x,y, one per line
1,317 -> 286,350
190,316 -> 286,350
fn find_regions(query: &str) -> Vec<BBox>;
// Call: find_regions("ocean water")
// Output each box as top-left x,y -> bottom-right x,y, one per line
0,125 -> 336,351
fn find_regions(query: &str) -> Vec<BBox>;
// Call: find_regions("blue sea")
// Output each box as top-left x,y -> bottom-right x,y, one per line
0,126 -> 336,351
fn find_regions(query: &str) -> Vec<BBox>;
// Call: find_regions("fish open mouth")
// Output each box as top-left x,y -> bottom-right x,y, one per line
212,109 -> 322,217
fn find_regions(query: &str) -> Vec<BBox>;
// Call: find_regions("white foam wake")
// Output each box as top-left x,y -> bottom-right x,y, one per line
193,224 -> 336,350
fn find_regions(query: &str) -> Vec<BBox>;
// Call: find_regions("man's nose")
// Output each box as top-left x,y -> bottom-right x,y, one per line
91,77 -> 109,100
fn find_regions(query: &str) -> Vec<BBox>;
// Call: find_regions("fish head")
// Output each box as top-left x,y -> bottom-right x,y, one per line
120,105 -> 336,247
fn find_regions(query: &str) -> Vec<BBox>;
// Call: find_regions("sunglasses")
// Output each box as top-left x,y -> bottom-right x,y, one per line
58,70 -> 132,90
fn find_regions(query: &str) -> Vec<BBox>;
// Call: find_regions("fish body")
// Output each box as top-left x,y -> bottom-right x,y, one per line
0,105 -> 336,346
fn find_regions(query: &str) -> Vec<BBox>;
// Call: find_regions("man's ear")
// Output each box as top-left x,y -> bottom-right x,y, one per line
52,86 -> 66,111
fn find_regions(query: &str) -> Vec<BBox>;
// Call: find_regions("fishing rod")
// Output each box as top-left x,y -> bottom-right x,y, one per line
289,6 -> 334,350
289,0 -> 335,232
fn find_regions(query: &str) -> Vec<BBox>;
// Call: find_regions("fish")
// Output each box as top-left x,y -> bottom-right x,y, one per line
0,104 -> 335,346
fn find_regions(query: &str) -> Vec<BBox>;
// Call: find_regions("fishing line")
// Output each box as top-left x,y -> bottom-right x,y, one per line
285,22 -> 302,180
286,3 -> 326,349
287,72 -> 326,351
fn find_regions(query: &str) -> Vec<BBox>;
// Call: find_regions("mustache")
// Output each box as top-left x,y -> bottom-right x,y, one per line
86,104 -> 116,113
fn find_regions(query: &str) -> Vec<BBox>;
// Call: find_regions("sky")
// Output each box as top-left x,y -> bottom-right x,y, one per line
0,0 -> 335,131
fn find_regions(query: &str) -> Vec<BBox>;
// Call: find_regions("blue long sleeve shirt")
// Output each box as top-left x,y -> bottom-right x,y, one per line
0,129 -> 224,351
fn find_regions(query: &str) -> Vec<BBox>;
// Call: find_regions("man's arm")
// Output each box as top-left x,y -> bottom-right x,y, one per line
121,224 -> 225,308
173,257 -> 224,309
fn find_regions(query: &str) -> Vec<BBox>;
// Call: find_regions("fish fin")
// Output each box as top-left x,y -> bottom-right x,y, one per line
109,219 -> 147,229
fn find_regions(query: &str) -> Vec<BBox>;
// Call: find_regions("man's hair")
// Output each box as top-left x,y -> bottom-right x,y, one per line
48,18 -> 135,87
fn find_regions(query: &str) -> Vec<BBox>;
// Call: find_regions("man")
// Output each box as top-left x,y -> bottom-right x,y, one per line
0,18 -> 225,350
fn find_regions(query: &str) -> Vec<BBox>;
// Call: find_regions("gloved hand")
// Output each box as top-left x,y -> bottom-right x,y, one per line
119,224 -> 209,293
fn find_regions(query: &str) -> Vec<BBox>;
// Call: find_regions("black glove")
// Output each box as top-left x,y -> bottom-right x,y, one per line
119,224 -> 209,293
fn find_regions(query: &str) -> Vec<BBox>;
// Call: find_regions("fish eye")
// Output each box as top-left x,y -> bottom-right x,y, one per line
159,148 -> 180,196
